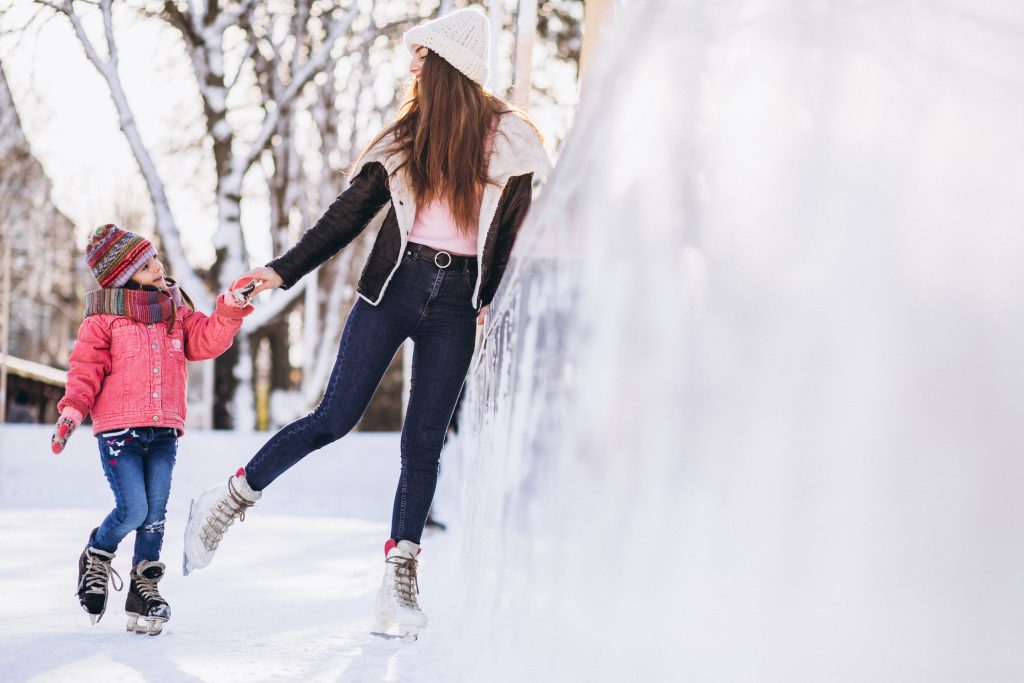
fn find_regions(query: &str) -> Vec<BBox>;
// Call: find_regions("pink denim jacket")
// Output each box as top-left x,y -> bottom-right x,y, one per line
57,295 -> 251,436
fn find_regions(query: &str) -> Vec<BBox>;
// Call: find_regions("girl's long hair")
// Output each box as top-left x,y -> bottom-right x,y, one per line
361,50 -> 512,233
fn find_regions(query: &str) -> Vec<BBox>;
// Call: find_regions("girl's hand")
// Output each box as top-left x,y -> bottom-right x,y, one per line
227,276 -> 261,307
241,267 -> 283,296
477,305 -> 488,326
51,407 -> 84,454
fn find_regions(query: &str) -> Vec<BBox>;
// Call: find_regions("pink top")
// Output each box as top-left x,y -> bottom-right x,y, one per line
408,121 -> 498,256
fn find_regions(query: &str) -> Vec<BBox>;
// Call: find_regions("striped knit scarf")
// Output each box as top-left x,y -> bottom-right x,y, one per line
84,284 -> 183,330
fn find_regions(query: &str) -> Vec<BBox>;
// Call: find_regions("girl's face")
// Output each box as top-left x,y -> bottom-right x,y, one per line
409,45 -> 428,80
130,256 -> 166,289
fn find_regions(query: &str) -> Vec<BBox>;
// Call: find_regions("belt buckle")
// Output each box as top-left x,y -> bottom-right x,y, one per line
434,251 -> 453,268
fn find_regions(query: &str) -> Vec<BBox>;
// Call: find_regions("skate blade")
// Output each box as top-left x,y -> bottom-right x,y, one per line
371,617 -> 419,640
126,613 -> 167,636
82,603 -> 106,625
182,498 -> 197,576
370,630 -> 418,641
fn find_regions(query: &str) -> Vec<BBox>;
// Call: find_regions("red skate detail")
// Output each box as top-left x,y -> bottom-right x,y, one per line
384,539 -> 397,557
236,467 -> 246,477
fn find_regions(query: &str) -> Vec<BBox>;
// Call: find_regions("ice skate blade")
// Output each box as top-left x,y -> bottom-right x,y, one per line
126,613 -> 167,636
83,603 -> 106,625
371,616 -> 419,640
371,630 -> 418,641
182,498 -> 198,576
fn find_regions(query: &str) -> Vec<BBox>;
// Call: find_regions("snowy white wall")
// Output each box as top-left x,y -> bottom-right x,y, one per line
445,1 -> 1024,681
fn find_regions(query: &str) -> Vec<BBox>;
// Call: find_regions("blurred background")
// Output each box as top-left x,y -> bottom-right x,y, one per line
0,0 -> 585,432
3,1 -> 1024,681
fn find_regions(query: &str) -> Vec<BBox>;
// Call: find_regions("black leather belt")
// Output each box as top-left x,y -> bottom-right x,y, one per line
405,242 -> 476,271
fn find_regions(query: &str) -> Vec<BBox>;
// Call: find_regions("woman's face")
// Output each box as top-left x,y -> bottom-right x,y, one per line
409,45 -> 428,80
130,256 -> 167,289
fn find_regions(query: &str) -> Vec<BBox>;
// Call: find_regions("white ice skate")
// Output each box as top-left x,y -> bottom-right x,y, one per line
183,468 -> 261,575
372,540 -> 427,640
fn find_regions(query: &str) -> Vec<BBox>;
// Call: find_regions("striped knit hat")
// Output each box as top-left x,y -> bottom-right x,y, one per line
85,224 -> 157,288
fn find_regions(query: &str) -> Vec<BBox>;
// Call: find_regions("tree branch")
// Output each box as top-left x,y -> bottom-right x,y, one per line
234,2 -> 360,176
46,0 -> 213,310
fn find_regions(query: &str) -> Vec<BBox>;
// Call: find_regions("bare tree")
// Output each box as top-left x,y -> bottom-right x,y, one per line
16,0 -> 581,428
30,0 -> 367,426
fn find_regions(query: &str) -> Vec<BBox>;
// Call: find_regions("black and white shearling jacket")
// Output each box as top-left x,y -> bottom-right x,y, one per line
267,112 -> 552,309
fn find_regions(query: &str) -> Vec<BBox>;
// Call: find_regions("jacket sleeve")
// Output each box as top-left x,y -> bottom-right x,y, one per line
57,317 -> 112,417
267,162 -> 392,289
480,172 -> 534,306
179,295 -> 252,361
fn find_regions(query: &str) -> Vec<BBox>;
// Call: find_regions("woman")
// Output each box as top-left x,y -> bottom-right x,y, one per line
182,6 -> 551,637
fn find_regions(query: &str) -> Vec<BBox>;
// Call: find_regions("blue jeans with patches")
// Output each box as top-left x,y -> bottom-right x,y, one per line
245,246 -> 479,544
92,427 -> 177,565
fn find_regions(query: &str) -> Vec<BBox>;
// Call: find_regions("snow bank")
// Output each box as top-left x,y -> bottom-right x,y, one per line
448,1 -> 1024,681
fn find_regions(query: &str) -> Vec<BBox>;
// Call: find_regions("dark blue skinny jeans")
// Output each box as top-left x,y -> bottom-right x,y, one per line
93,426 -> 177,565
245,246 -> 478,544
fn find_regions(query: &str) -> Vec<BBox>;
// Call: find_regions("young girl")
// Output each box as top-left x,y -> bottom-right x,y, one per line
51,223 -> 255,635
181,6 -> 551,638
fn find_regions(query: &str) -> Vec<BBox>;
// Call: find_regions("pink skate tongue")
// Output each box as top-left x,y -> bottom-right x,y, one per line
236,467 -> 246,477
384,539 -> 397,557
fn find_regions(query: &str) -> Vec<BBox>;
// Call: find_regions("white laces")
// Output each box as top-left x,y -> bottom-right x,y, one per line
81,549 -> 122,595
387,554 -> 421,610
200,478 -> 255,552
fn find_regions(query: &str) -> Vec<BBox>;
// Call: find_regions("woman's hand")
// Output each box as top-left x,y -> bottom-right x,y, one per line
477,305 -> 488,326
240,267 -> 283,297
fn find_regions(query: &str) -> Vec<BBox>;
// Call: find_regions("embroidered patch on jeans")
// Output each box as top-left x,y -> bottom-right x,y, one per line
143,520 -> 165,534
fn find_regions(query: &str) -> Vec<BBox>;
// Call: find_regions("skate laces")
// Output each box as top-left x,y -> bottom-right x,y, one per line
200,477 -> 256,552
387,554 -> 420,610
81,549 -> 123,595
132,571 -> 165,604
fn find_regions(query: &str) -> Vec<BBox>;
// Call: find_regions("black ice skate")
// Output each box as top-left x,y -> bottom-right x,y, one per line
125,560 -> 171,636
76,530 -> 122,625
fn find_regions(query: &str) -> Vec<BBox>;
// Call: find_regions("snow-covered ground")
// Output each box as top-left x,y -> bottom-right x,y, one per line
0,426 -> 463,683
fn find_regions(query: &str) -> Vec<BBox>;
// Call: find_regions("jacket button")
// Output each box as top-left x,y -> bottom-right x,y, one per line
152,392 -> 159,398
152,367 -> 159,374
147,324 -> 154,328
151,343 -> 158,349
152,415 -> 159,421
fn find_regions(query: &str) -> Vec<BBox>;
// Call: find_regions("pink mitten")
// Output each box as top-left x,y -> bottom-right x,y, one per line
51,407 -> 84,454
228,276 -> 262,307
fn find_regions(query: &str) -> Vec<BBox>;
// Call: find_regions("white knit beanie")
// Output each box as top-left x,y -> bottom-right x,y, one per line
404,6 -> 490,85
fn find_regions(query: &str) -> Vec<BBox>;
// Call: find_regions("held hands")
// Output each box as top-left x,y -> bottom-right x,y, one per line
240,267 -> 283,297
51,407 -> 84,454
225,268 -> 282,307
227,276 -> 261,307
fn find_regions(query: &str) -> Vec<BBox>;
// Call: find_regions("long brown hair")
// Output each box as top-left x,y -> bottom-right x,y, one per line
365,50 -> 511,233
